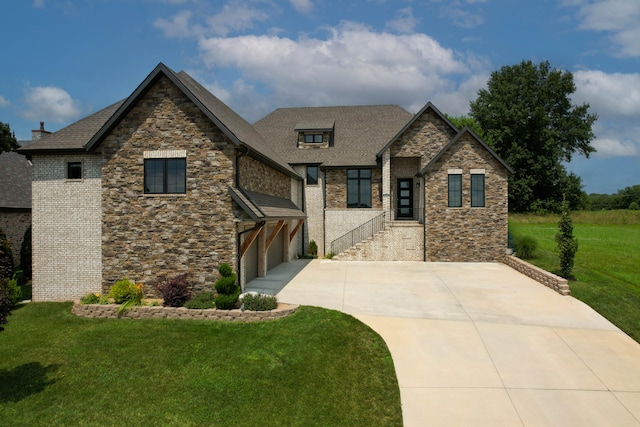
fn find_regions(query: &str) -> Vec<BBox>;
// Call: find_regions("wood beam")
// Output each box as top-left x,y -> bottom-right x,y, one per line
265,220 -> 285,250
289,219 -> 304,242
239,225 -> 263,258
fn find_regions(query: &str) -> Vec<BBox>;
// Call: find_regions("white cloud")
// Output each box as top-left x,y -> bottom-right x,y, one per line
154,10 -> 194,38
205,1 -> 269,37
197,21 -> 480,120
592,137 -> 640,157
21,86 -> 82,123
0,95 -> 9,108
289,0 -> 313,14
574,70 -> 640,119
385,7 -> 419,34
570,0 -> 640,57
436,0 -> 486,28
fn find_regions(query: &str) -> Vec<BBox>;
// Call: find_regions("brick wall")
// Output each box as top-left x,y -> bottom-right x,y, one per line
424,133 -> 509,261
325,209 -> 385,251
301,166 -> 325,255
0,210 -> 30,267
100,75 -> 237,294
31,154 -> 102,301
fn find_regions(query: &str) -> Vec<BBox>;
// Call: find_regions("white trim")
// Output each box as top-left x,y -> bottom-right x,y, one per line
470,168 -> 486,174
447,168 -> 462,174
143,150 -> 187,159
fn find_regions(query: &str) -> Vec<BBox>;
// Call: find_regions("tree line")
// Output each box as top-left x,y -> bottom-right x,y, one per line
586,185 -> 640,211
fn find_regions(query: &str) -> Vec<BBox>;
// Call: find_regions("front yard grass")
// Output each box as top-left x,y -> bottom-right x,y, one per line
510,210 -> 640,343
0,303 -> 402,426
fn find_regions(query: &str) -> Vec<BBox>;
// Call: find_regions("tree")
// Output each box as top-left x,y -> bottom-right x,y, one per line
445,115 -> 486,139
556,198 -> 578,279
0,281 -> 11,332
0,122 -> 19,153
470,60 -> 597,213
0,227 -> 13,281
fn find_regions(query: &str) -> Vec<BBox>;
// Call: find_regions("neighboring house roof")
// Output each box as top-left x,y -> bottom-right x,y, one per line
0,151 -> 32,209
420,127 -> 515,175
377,102 -> 459,158
17,100 -> 125,153
229,187 -> 306,221
254,105 -> 413,167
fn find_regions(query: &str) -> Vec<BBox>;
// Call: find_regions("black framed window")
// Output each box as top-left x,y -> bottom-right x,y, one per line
144,158 -> 186,194
67,162 -> 82,180
347,169 -> 372,208
304,134 -> 323,143
448,174 -> 462,207
306,166 -> 318,185
471,174 -> 485,207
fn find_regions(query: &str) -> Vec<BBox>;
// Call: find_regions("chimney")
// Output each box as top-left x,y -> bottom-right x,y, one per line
31,121 -> 51,140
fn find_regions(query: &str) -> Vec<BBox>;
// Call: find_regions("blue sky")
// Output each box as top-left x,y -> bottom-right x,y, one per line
1,0 -> 639,194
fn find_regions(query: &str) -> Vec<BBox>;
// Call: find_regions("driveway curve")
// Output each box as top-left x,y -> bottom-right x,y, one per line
246,260 -> 640,426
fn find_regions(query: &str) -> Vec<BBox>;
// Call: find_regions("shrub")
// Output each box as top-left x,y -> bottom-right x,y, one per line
157,273 -> 192,307
215,275 -> 238,295
218,263 -> 234,278
241,293 -> 277,311
214,289 -> 241,310
80,293 -> 100,304
3,271 -> 22,305
109,278 -> 141,304
308,240 -> 318,256
556,198 -> 578,279
514,235 -> 538,259
0,282 -> 11,332
325,252 -> 335,259
0,227 -> 13,281
630,201 -> 640,211
19,225 -> 31,282
184,291 -> 215,309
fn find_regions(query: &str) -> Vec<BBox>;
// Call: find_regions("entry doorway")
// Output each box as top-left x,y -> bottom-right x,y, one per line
397,179 -> 413,219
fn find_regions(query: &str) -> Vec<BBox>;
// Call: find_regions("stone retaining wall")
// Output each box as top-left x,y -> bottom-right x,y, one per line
73,302 -> 298,322
503,255 -> 570,296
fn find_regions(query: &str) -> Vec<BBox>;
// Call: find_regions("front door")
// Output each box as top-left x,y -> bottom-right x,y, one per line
397,179 -> 413,219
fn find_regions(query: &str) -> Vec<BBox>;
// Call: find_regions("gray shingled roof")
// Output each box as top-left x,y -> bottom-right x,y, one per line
0,151 -> 32,209
254,105 -> 413,167
229,187 -> 305,221
18,100 -> 125,152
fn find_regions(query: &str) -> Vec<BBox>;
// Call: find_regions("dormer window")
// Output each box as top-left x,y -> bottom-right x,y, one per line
295,119 -> 335,149
304,134 -> 323,144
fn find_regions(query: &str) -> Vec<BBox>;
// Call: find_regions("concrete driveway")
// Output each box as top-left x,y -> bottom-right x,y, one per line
246,260 -> 640,426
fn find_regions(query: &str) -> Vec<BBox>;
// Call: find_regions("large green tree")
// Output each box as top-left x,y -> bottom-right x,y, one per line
470,60 -> 597,213
0,122 -> 19,153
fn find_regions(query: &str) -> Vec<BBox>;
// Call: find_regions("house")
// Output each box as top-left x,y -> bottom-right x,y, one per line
0,150 -> 33,268
19,63 -> 512,301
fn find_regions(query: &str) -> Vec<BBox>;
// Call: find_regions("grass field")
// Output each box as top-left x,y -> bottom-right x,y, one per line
509,210 -> 640,342
0,303 -> 402,426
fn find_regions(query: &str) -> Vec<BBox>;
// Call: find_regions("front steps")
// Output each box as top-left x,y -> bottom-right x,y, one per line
332,222 -> 424,261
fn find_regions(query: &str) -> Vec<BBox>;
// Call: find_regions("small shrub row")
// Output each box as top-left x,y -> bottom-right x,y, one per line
241,292 -> 278,311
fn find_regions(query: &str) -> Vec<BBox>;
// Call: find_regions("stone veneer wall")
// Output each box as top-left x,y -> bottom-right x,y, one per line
503,256 -> 570,296
31,153 -> 103,301
0,210 -> 30,267
239,155 -> 290,199
424,133 -> 509,262
390,110 -> 456,165
73,301 -> 299,321
100,75 -> 237,294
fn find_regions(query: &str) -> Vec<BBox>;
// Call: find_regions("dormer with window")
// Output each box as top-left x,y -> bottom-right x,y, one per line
295,120 -> 334,149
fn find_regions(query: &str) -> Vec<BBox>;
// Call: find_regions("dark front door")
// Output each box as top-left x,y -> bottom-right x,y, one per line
397,179 -> 413,219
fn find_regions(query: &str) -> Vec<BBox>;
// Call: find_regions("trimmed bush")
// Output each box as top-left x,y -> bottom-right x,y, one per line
184,291 -> 215,309
4,271 -> 22,305
109,278 -> 141,304
242,293 -> 277,311
214,289 -> 241,310
218,263 -> 233,278
515,235 -> 538,259
157,273 -> 192,308
308,240 -> 318,256
19,225 -> 31,282
556,198 -> 578,279
215,275 -> 237,295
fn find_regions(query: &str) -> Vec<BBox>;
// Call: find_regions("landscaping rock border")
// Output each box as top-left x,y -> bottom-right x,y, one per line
72,301 -> 298,322
503,255 -> 570,296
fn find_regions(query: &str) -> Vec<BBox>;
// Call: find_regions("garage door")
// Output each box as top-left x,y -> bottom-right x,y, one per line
244,237 -> 258,283
267,227 -> 284,271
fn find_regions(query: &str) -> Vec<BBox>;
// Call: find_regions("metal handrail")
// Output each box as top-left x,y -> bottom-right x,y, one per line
330,212 -> 386,255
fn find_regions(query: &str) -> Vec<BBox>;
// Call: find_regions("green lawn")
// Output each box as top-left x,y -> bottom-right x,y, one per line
0,303 -> 402,426
510,210 -> 640,342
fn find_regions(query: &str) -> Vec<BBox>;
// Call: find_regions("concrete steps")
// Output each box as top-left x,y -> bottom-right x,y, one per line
333,222 -> 424,261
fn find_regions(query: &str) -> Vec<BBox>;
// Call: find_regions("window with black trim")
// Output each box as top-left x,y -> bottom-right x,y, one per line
67,162 -> 82,180
347,169 -> 372,208
448,174 -> 462,207
306,166 -> 318,185
471,174 -> 485,207
304,134 -> 323,144
144,158 -> 186,194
